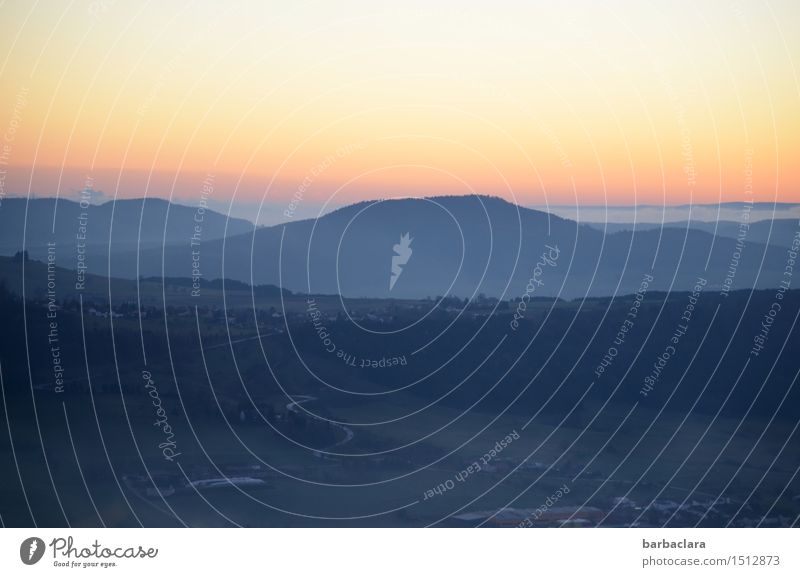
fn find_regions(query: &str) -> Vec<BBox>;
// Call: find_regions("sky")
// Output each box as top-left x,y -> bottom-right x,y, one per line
0,0 -> 798,223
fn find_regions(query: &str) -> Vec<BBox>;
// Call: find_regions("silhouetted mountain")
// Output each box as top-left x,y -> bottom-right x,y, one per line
586,218 -> 800,248
101,195 -> 792,298
0,197 -> 253,276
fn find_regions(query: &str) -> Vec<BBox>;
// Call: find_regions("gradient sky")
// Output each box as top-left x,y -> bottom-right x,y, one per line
0,0 -> 798,216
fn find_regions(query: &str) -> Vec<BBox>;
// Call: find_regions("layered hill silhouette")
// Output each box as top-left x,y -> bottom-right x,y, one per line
1,195 -> 793,298
586,218 -> 800,249
0,196 -> 253,258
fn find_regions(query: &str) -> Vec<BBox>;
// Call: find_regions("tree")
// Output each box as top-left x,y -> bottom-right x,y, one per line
12,250 -> 29,262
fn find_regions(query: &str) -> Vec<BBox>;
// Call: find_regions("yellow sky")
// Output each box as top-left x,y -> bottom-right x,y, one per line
0,0 -> 798,206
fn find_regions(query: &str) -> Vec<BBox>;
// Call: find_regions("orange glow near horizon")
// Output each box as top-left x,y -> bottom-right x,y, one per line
0,1 -> 798,208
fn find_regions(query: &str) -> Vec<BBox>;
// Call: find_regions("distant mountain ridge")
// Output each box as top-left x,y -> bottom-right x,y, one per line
1,194 -> 794,298
0,197 -> 254,275
120,195 -> 793,298
585,219 -> 799,249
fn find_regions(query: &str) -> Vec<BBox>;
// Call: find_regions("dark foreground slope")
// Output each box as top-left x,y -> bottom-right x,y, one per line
0,254 -> 798,527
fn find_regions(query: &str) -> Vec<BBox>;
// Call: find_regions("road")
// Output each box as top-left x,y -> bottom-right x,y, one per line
285,395 -> 354,449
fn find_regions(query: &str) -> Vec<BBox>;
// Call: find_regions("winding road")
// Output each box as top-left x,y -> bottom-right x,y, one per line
286,395 -> 355,449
